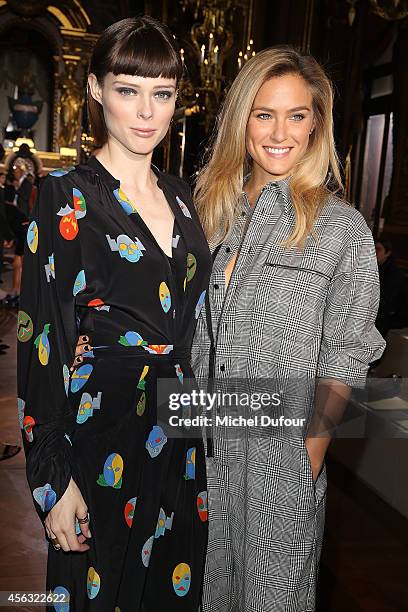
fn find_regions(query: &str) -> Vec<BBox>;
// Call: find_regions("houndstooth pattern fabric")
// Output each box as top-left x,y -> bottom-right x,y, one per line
192,179 -> 385,612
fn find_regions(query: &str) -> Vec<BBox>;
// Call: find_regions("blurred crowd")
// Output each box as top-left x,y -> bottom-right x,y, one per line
0,145 -> 38,310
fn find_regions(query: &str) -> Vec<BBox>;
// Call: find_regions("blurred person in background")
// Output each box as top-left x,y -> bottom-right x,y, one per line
0,168 -> 29,308
375,237 -> 408,338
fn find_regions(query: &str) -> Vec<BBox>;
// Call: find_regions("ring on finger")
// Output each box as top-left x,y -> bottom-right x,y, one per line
76,512 -> 90,524
50,536 -> 61,550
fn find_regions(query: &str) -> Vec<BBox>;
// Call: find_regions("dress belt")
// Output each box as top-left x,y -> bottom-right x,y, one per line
91,344 -> 191,362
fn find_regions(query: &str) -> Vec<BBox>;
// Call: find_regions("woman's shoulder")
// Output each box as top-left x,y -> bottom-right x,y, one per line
320,191 -> 372,242
156,168 -> 193,200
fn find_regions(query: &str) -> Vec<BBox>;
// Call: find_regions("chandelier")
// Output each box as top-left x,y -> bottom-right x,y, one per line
347,0 -> 408,24
180,0 -> 254,131
369,0 -> 408,20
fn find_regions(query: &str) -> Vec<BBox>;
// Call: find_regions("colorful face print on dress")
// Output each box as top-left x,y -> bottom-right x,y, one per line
17,397 -> 25,429
159,281 -> 171,313
141,535 -> 154,567
176,196 -> 192,219
136,392 -> 146,416
119,331 -> 147,347
70,364 -> 93,393
23,415 -> 36,442
197,491 -> 208,522
57,188 -> 87,240
184,447 -> 196,480
172,563 -> 191,597
49,167 -> 75,177
113,187 -> 137,215
155,507 -> 174,538
63,364 -> 70,396
145,425 -> 167,458
106,234 -> 146,263
76,391 -> 101,424
97,453 -> 123,488
72,188 -> 86,219
124,496 -> 137,527
75,518 -> 81,535
186,253 -> 197,282
34,323 -> 51,366
45,253 -> 55,283
174,364 -> 184,384
52,585 -> 70,612
33,483 -> 57,512
195,290 -> 206,319
137,366 -> 149,391
17,311 -> 33,342
143,344 -> 173,355
73,269 -> 86,296
64,433 -> 72,446
88,298 -> 110,312
27,220 -> 38,253
57,206 -> 78,241
87,567 -> 101,599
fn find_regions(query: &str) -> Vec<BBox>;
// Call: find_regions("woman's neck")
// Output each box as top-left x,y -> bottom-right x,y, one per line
96,139 -> 156,191
244,167 -> 290,206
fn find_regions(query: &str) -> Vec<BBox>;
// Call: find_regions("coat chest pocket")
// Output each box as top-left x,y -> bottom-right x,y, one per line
251,260 -> 331,347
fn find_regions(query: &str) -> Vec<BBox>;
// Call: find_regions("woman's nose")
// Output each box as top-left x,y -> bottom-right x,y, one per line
137,99 -> 153,120
270,120 -> 288,142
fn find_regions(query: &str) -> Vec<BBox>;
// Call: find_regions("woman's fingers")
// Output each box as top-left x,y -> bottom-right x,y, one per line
52,529 -> 70,552
66,531 -> 90,552
52,528 -> 90,553
75,335 -> 90,356
70,335 -> 93,371
76,507 -> 92,539
77,533 -> 87,544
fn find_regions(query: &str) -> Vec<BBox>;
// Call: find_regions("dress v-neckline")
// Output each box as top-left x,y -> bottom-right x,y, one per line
90,156 -> 175,260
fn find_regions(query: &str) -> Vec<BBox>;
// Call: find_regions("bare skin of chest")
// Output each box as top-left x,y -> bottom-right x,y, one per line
121,181 -> 175,257
224,252 -> 238,288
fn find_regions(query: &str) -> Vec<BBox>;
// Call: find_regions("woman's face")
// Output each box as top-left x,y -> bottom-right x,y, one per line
88,72 -> 177,156
246,73 -> 315,183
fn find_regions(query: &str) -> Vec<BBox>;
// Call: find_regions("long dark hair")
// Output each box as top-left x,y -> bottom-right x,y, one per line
88,16 -> 183,146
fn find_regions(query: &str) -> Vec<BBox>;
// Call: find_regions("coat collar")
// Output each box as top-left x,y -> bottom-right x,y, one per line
242,175 -> 292,215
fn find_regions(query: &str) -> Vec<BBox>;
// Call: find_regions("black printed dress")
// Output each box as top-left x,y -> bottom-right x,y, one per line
17,156 -> 211,611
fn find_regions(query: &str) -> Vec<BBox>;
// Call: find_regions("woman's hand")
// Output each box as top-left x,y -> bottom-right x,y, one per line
44,477 -> 91,552
70,334 -> 93,372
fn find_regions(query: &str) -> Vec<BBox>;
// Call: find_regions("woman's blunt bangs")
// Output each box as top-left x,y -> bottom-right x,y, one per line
90,17 -> 183,82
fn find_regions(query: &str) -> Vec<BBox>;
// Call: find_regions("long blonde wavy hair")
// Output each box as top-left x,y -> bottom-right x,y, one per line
194,45 -> 343,247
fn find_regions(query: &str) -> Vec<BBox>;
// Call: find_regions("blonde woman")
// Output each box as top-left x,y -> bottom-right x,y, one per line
192,46 -> 385,611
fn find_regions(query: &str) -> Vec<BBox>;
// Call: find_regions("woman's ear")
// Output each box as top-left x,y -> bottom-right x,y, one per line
88,74 -> 103,105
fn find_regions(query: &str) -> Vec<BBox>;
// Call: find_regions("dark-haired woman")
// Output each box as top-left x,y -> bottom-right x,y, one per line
17,16 -> 211,610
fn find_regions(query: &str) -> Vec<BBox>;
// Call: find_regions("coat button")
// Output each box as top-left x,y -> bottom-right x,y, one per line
220,364 -> 225,372
225,247 -> 231,253
214,283 -> 219,290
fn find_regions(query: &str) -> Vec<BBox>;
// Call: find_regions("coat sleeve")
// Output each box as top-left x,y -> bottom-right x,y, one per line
17,172 -> 83,524
316,224 -> 386,387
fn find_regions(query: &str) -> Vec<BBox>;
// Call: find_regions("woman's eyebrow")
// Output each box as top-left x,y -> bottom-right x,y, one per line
251,106 -> 311,112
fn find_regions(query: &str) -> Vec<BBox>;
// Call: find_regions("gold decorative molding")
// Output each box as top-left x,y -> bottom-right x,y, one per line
47,6 -> 74,29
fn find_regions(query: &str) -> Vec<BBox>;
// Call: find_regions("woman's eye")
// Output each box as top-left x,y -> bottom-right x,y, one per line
155,91 -> 173,100
117,88 -> 136,96
291,114 -> 305,121
256,113 -> 271,120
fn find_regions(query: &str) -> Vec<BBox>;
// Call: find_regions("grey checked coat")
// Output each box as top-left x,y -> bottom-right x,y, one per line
192,179 -> 385,612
